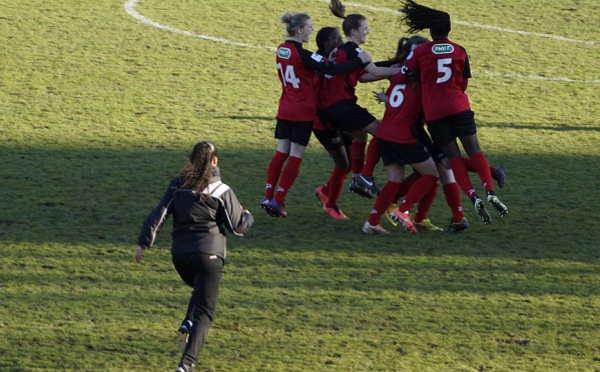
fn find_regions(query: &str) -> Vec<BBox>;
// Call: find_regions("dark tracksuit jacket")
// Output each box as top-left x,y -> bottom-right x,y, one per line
137,166 -> 253,258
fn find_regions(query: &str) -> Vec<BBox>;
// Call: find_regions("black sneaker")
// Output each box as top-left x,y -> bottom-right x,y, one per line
178,320 -> 192,334
348,177 -> 373,199
491,165 -> 506,188
487,194 -> 508,217
176,364 -> 192,372
446,217 -> 469,233
356,174 -> 381,195
473,197 -> 491,224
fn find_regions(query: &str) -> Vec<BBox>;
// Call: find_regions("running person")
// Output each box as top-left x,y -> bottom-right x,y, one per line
318,0 -> 402,217
361,37 -> 440,235
312,27 -> 354,219
399,0 -> 508,224
134,141 -> 254,372
262,11 -> 371,218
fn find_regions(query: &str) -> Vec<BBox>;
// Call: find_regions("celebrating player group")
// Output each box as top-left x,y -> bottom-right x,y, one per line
261,0 -> 509,234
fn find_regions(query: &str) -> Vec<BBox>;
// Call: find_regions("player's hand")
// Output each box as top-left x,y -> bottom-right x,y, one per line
358,51 -> 371,64
134,246 -> 144,263
373,88 -> 388,104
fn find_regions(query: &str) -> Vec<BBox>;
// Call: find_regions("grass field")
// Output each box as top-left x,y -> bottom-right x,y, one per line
1,0 -> 599,371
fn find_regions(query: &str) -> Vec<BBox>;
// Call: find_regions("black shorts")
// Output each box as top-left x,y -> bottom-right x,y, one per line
416,125 -> 446,163
377,138 -> 431,166
275,119 -> 314,147
321,100 -> 376,134
313,128 -> 353,151
426,110 -> 477,148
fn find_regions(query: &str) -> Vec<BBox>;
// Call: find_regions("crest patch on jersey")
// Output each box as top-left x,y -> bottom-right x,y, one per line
432,44 -> 454,54
278,47 -> 292,59
311,53 -> 324,62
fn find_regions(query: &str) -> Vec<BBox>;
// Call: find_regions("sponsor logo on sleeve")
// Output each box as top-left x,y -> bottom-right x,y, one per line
355,47 -> 363,53
311,52 -> 324,62
278,47 -> 292,59
406,51 -> 414,60
432,44 -> 454,54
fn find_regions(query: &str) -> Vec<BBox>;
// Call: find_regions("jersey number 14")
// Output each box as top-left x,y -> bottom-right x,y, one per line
277,63 -> 300,88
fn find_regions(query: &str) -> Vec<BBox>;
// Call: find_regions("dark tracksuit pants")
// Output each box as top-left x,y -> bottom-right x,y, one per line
172,253 -> 224,368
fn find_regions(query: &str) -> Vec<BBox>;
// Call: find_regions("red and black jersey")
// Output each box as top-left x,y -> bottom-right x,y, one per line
376,73 -> 423,144
403,39 -> 472,122
276,40 -> 363,122
318,41 -> 367,109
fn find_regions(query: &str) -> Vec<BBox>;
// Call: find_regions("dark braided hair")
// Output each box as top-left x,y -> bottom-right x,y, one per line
400,0 -> 451,38
178,141 -> 217,194
329,0 -> 367,37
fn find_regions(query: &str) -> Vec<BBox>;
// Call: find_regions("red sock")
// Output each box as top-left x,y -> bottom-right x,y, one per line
394,172 -> 420,204
368,181 -> 401,226
415,182 -> 439,223
321,182 -> 329,196
361,137 -> 379,178
326,166 -> 350,208
443,182 -> 464,223
265,151 -> 288,199
449,158 -> 476,198
470,152 -> 495,193
350,141 -> 366,175
274,156 -> 302,204
462,156 -> 495,174
398,175 -> 438,212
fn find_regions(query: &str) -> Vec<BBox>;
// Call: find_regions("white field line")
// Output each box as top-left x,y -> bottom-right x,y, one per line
312,0 -> 599,46
124,0 -> 599,84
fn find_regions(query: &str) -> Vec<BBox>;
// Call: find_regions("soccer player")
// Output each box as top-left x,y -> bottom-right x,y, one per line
318,0 -> 402,217
399,0 -> 508,224
134,141 -> 254,372
361,36 -> 440,235
312,27 -> 354,219
262,11 -> 372,218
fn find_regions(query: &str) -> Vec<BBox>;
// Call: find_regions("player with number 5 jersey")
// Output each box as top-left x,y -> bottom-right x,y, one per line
262,11 -> 372,219
400,0 -> 508,225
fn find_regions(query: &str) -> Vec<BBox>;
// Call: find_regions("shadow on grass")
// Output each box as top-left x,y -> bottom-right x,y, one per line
0,144 -> 598,265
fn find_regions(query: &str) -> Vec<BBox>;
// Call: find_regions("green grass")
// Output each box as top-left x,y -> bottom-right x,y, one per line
0,0 -> 599,371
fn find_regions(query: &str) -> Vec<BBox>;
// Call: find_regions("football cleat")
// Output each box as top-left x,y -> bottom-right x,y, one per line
266,199 -> 288,218
391,207 -> 417,234
446,217 -> 469,233
416,218 -> 443,232
348,177 -> 373,199
356,174 -> 381,195
362,221 -> 390,234
491,165 -> 507,188
487,194 -> 508,217
260,197 -> 270,209
385,205 -> 399,227
315,186 -> 328,209
473,197 -> 491,224
324,205 -> 349,220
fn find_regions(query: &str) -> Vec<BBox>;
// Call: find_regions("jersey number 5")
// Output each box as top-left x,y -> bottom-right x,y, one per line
437,58 -> 452,83
389,84 -> 407,108
277,63 -> 300,88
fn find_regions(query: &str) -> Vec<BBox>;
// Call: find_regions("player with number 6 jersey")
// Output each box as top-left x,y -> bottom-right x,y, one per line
262,11 -> 372,219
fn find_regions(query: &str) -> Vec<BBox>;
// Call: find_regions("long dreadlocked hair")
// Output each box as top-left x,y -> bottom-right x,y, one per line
178,141 -> 218,194
329,0 -> 366,37
400,0 -> 451,37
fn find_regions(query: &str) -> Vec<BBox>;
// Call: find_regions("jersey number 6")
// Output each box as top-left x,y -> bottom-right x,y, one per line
389,84 -> 407,108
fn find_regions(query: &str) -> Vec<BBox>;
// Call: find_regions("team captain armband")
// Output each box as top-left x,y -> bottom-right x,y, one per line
401,65 -> 415,78
311,52 -> 324,62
